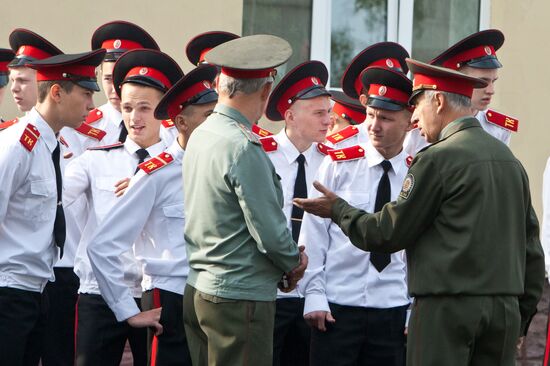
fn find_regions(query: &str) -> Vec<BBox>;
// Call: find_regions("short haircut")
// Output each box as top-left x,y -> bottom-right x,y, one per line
217,73 -> 273,98
37,80 -> 75,103
424,90 -> 471,110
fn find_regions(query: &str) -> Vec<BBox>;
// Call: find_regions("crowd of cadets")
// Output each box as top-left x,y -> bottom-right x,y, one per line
0,19 -> 530,366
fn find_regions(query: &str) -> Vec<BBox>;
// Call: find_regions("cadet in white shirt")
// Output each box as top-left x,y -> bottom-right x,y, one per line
326,90 -> 366,137
87,65 -> 218,366
64,49 -> 183,366
430,29 -> 518,145
301,67 -> 413,366
262,60 -> 332,366
0,49 -> 103,366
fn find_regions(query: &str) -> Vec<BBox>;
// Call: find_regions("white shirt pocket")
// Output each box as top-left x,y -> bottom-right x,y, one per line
163,203 -> 185,243
337,191 -> 371,211
26,179 -> 57,225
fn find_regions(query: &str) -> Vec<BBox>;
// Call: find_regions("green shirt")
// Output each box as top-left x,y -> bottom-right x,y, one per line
331,117 -> 545,334
183,104 -> 299,301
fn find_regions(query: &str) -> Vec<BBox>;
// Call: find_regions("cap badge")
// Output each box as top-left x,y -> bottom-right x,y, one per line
378,86 -> 387,96
113,39 -> 122,49
311,77 -> 319,85
484,46 -> 492,55
203,81 -> 211,88
139,67 -> 148,76
386,59 -> 394,68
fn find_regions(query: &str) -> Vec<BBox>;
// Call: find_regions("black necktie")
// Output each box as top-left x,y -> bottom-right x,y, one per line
118,122 -> 128,143
135,148 -> 149,174
290,154 -> 307,243
51,142 -> 66,257
370,160 -> 392,272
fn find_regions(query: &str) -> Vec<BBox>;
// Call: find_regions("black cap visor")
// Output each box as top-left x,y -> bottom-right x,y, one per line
121,75 -> 168,93
465,55 -> 502,69
367,95 -> 406,111
8,55 -> 36,68
293,85 -> 331,102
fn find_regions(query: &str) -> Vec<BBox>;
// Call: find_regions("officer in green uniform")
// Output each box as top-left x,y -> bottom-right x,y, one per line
294,58 -> 545,366
182,35 -> 307,366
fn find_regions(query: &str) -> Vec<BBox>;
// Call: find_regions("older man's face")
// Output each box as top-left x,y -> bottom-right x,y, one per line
411,93 -> 441,143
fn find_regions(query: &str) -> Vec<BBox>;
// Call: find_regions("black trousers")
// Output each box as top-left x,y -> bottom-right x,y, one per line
41,267 -> 79,366
75,293 -> 147,366
273,297 -> 311,366
310,302 -> 408,366
0,287 -> 47,366
141,288 -> 191,366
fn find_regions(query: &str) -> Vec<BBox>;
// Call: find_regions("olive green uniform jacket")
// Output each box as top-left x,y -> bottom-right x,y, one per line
183,104 -> 299,302
331,117 -> 544,334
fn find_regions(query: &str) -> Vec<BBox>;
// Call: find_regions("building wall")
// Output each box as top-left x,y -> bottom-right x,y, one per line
491,0 -> 550,216
0,0 -> 243,118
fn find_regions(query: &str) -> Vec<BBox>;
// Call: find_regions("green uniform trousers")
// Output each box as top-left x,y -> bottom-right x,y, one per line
407,295 -> 520,366
183,284 -> 275,366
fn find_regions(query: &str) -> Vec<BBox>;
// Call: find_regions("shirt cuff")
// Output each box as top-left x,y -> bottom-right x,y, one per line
304,293 -> 331,316
110,295 -> 141,322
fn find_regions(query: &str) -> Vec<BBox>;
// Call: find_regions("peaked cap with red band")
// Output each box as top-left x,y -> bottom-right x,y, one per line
266,60 -> 330,121
155,65 -> 219,121
360,66 -> 412,111
186,31 -> 240,66
113,49 -> 184,97
0,49 -> 15,87
330,90 -> 366,125
342,42 -> 409,100
430,29 -> 504,70
91,20 -> 160,62
8,28 -> 63,68
406,58 -> 488,104
25,49 -> 106,91
205,34 -> 292,80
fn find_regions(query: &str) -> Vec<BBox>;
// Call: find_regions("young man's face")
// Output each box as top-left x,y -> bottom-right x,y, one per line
365,106 -> 411,155
179,101 -> 216,136
9,67 -> 38,112
287,96 -> 332,144
460,65 -> 498,112
59,84 -> 95,129
100,61 -> 120,112
121,83 -> 163,148
326,112 -> 351,137
411,93 -> 442,143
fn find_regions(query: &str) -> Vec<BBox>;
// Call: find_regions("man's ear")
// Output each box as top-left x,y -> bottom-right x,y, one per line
50,83 -> 63,103
435,92 -> 445,114
174,113 -> 188,132
260,81 -> 272,102
359,94 -> 368,107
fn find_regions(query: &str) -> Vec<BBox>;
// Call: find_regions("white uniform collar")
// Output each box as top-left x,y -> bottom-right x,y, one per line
167,138 -> 185,162
364,139 -> 408,176
101,102 -> 123,129
124,138 -> 166,157
274,129 -> 315,165
28,107 -> 59,153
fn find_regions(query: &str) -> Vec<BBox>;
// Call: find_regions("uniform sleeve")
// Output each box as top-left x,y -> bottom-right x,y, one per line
300,159 -> 335,315
87,172 -> 156,322
63,152 -> 91,207
229,145 -> 299,273
519,167 -> 545,335
541,157 -> 550,279
0,145 -> 26,223
331,154 -> 443,253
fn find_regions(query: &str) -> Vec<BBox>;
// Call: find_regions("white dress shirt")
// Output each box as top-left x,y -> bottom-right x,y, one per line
64,138 -> 166,297
403,127 -> 430,156
0,108 -> 59,291
77,102 -> 124,149
87,140 -> 188,321
160,123 -> 178,146
475,109 -> 511,146
266,130 -> 328,299
300,140 -> 410,315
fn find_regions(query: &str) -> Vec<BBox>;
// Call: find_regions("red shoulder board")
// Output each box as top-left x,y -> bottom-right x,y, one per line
161,119 -> 175,128
75,123 -> 107,141
317,143 -> 332,155
19,123 -> 40,152
139,152 -> 174,174
252,124 -> 273,137
406,155 -> 413,167
325,125 -> 359,144
85,108 -> 103,124
0,117 -> 19,130
328,145 -> 365,162
259,136 -> 278,152
87,142 -> 124,151
485,109 -> 519,132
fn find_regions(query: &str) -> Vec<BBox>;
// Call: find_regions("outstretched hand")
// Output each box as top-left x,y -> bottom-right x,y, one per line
293,181 -> 339,219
